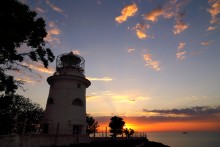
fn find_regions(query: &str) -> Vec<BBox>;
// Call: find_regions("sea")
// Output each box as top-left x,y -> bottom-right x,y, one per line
93,131 -> 220,147
146,131 -> 220,147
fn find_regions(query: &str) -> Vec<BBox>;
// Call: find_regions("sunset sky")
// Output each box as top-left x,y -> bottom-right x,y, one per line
15,0 -> 220,132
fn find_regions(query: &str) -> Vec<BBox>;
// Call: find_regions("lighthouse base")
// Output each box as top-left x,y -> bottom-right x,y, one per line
2,134 -> 91,147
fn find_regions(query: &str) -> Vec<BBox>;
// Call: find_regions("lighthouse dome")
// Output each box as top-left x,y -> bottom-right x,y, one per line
55,52 -> 86,77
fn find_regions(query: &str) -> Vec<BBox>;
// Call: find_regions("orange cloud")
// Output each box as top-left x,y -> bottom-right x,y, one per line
176,42 -> 186,60
176,51 -> 186,60
165,0 -> 190,35
115,3 -> 138,24
45,21 -> 61,46
173,20 -> 189,35
143,0 -> 188,20
171,1 -> 190,35
207,26 -> 217,31
143,8 -> 163,22
72,50 -> 81,55
87,90 -> 149,111
15,72 -> 43,84
30,65 -> 55,74
201,41 -> 212,46
207,0 -> 220,24
132,23 -> 151,39
177,42 -> 186,50
15,75 -> 42,84
22,63 -> 55,74
46,0 -> 63,13
86,95 -> 100,100
16,77 -> 37,84
136,30 -> 147,39
143,54 -> 160,71
127,48 -> 135,53
87,77 -> 113,81
142,0 -> 180,23
142,0 -> 189,35
35,7 -> 45,13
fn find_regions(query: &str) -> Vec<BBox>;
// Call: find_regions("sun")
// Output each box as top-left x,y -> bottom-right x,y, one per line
123,123 -> 133,130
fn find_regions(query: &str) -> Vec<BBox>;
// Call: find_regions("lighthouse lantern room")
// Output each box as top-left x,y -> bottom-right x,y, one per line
42,52 -> 91,135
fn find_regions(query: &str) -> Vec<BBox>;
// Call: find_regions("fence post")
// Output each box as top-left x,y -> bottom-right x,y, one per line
19,118 -> 27,147
105,127 -> 107,138
55,123 -> 59,145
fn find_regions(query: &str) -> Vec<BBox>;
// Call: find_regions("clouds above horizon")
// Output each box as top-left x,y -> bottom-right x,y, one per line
139,0 -> 189,36
15,73 -> 43,84
131,23 -> 151,39
115,0 -> 192,70
44,21 -> 61,46
143,106 -> 220,121
176,42 -> 186,60
93,106 -> 220,125
71,50 -> 81,55
87,76 -> 113,81
143,54 -> 160,71
46,0 -> 63,13
115,3 -> 138,24
127,48 -> 135,53
23,62 -> 55,74
207,0 -> 220,24
87,90 -> 150,117
143,8 -> 164,22
201,40 -> 212,46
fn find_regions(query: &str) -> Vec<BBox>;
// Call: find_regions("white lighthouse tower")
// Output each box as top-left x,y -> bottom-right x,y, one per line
42,52 -> 91,135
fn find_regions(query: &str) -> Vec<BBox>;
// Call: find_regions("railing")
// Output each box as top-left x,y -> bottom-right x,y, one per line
89,132 -> 147,138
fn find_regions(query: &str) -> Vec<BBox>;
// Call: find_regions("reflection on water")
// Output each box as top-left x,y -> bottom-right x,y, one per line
147,131 -> 220,147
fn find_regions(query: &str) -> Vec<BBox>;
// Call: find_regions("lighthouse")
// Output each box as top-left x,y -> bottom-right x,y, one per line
42,52 -> 91,135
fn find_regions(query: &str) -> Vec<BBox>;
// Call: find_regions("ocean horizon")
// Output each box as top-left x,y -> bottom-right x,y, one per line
146,131 -> 220,147
92,131 -> 220,147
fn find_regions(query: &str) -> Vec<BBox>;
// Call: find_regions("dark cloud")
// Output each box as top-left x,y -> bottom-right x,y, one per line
141,106 -> 220,123
143,106 -> 220,116
93,106 -> 220,125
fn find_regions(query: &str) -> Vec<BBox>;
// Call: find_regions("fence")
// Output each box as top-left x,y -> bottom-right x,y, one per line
0,132 -> 147,147
89,131 -> 147,138
0,134 -> 90,147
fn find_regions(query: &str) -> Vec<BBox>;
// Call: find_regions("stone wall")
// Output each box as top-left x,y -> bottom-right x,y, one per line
0,134 -> 91,147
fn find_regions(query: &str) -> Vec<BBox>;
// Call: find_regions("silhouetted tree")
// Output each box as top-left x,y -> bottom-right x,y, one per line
0,0 -> 55,94
0,94 -> 44,134
109,116 -> 125,138
86,114 -> 99,135
124,128 -> 135,138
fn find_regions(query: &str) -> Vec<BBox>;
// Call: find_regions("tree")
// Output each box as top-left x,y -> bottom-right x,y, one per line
0,94 -> 44,135
0,0 -> 55,95
109,116 -> 125,138
123,128 -> 135,138
86,114 -> 99,135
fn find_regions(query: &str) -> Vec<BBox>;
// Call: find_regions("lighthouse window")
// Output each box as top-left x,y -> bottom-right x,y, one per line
47,97 -> 54,105
72,98 -> 83,107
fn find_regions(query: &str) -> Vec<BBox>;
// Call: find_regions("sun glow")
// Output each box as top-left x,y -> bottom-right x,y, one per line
96,119 -> 220,132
